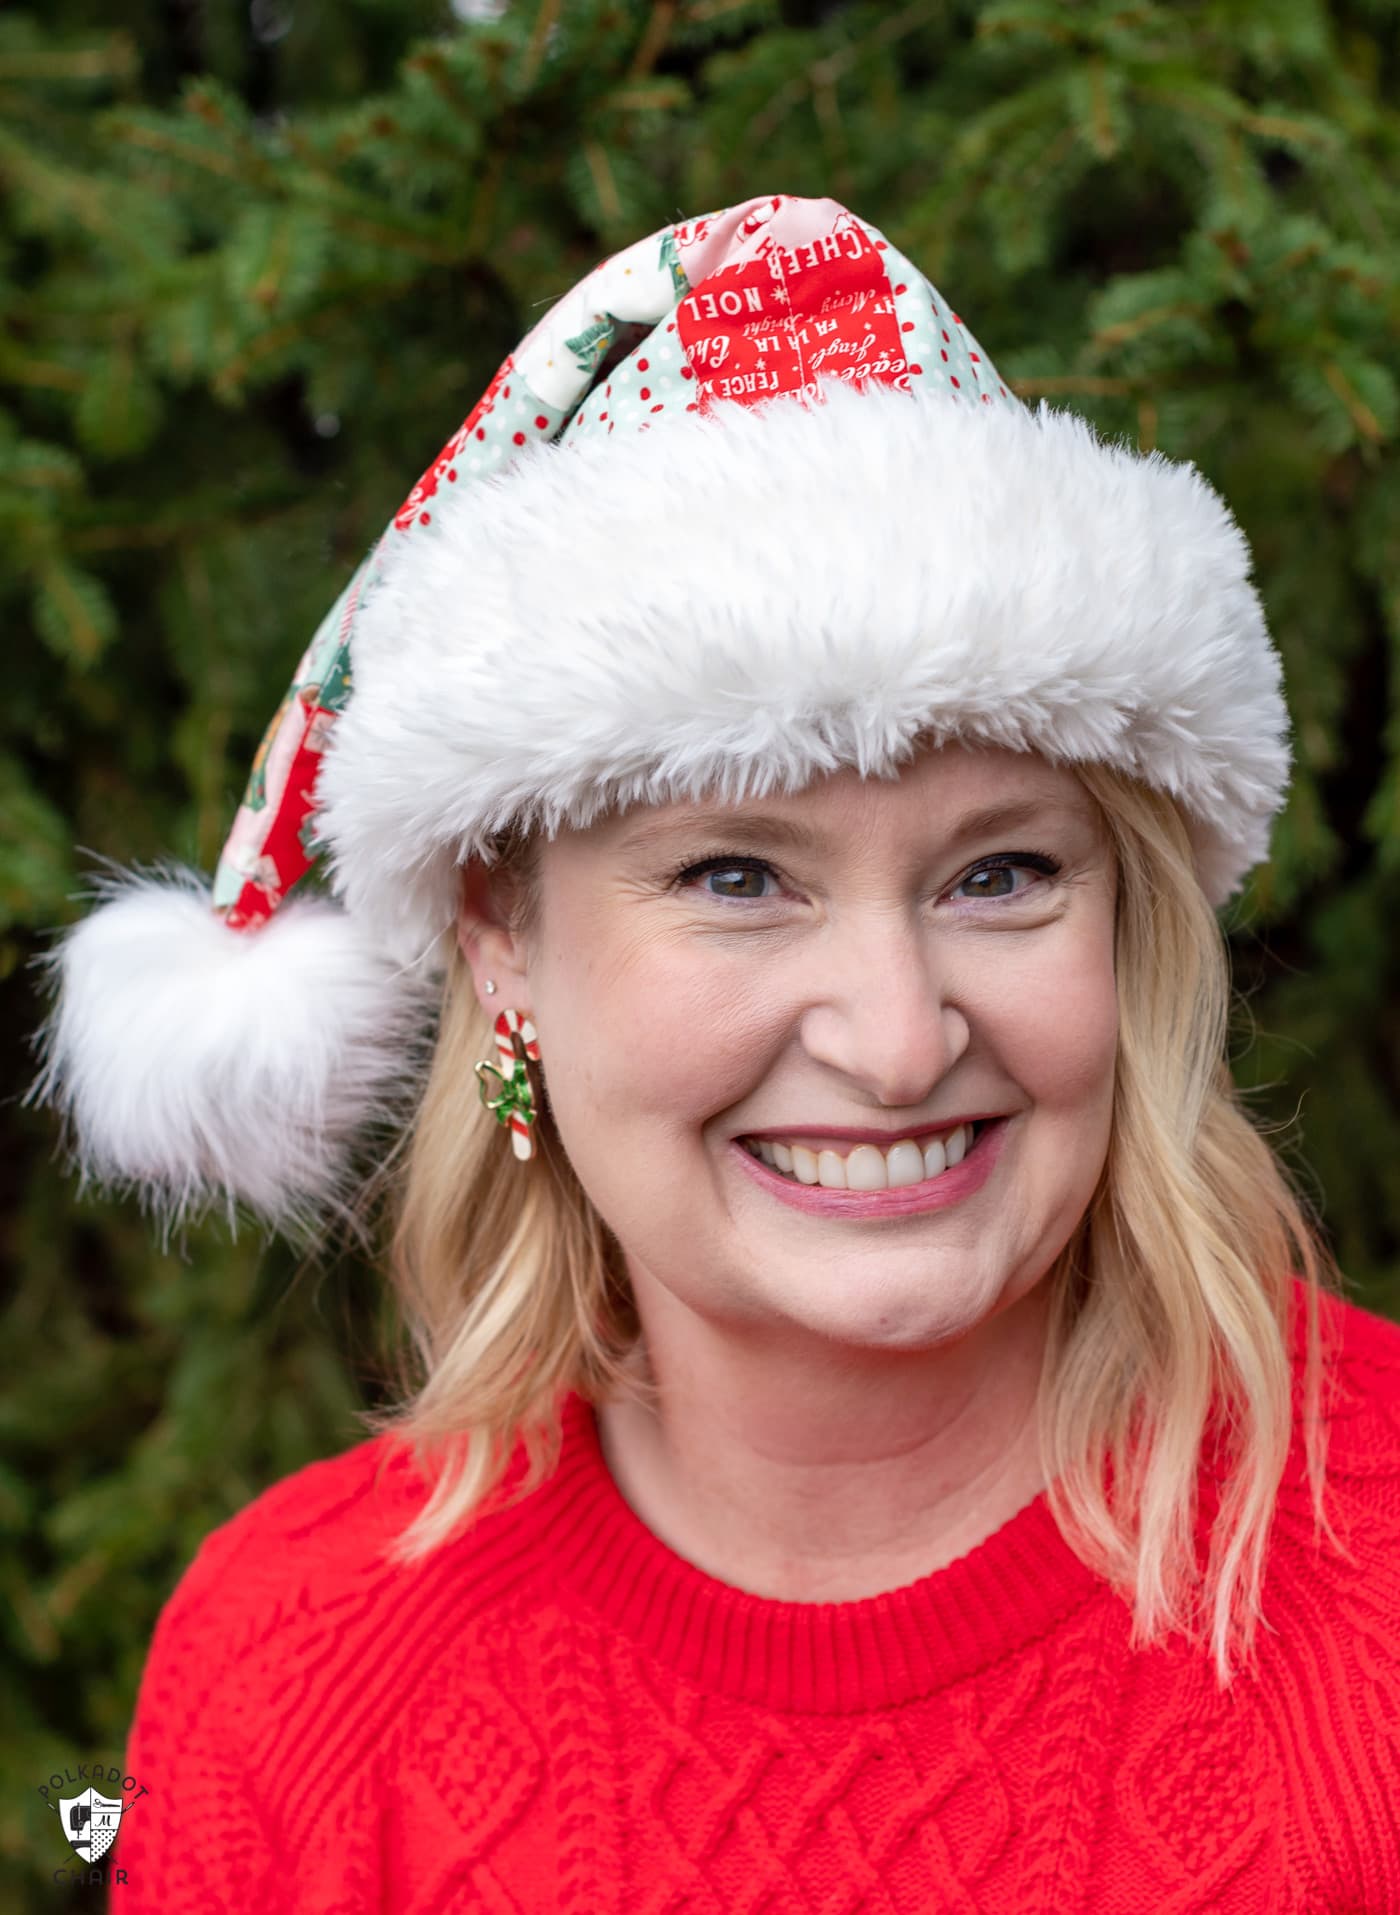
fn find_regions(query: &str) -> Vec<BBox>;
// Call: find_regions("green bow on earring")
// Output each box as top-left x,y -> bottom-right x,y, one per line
474,1057 -> 537,1131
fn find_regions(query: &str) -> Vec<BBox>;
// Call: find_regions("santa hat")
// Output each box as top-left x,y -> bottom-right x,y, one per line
34,193 -> 1290,1228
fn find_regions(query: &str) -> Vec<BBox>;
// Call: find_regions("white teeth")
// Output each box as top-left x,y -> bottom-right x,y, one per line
844,1145 -> 887,1191
746,1124 -> 981,1189
816,1150 -> 847,1190
887,1141 -> 926,1187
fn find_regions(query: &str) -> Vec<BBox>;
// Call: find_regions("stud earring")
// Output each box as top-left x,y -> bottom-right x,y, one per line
474,1009 -> 541,1161
483,979 -> 497,995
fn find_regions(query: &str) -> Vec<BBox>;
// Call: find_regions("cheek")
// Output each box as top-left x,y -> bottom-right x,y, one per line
986,925 -> 1118,1115
537,930 -> 768,1130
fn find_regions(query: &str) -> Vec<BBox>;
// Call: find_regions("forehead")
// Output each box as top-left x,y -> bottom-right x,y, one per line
603,744 -> 1100,855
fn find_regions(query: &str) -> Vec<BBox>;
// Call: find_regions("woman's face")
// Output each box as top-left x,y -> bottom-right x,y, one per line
460,742 -> 1119,1359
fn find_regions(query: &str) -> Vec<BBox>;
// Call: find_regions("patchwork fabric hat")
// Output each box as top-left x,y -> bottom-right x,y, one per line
37,192 -> 1290,1226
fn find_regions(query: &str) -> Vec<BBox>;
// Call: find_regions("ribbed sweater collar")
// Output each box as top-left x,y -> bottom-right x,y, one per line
526,1390 -> 1105,1715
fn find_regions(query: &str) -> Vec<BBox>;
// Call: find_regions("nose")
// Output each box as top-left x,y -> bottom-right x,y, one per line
796,909 -> 972,1106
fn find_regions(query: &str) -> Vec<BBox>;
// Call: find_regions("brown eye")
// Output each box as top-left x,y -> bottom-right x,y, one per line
673,856 -> 781,901
710,869 -> 768,898
958,867 -> 1019,899
950,854 -> 1060,902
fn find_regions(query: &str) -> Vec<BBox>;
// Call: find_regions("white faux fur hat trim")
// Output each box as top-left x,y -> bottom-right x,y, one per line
318,377 -> 1289,960
33,872 -> 433,1230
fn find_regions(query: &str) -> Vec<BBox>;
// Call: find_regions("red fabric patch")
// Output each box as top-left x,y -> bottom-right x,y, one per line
675,217 -> 906,414
222,717 -> 334,930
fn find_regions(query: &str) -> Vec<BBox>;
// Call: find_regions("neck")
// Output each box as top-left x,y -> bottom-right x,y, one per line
595,1276 -> 1054,1603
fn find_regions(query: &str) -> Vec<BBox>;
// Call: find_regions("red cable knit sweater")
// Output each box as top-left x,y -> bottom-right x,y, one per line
115,1284 -> 1400,1913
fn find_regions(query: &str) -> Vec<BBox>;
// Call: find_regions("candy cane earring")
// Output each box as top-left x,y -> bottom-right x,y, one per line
474,1007 -> 542,1161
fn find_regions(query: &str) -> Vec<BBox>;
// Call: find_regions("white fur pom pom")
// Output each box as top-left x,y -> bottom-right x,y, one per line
31,872 -> 437,1231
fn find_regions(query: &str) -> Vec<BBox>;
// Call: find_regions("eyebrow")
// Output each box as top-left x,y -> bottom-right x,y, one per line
617,795 -> 1086,856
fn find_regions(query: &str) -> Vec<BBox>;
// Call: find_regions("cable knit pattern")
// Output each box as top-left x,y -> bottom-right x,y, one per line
115,1283 -> 1400,1912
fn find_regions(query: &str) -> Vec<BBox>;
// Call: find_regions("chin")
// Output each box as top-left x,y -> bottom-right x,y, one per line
768,1251 -> 1021,1349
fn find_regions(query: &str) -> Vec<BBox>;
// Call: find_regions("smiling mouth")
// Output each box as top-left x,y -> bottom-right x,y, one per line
739,1120 -> 991,1191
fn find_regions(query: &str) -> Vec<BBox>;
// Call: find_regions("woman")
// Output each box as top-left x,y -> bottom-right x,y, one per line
41,195 -> 1400,1911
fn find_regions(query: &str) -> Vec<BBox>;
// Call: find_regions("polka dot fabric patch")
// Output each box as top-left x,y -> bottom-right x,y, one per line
558,324 -> 694,443
884,245 -> 1012,407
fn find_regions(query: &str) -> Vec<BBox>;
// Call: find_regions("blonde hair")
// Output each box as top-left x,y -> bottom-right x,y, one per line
363,760 -> 1343,1684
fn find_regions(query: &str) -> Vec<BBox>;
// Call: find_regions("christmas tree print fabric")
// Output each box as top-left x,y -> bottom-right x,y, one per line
212,194 -> 1017,931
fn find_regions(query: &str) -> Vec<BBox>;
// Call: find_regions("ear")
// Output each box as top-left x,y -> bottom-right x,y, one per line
456,857 -> 532,1012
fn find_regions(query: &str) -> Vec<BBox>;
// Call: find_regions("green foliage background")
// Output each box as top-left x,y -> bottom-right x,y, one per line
2,0 -> 1398,1903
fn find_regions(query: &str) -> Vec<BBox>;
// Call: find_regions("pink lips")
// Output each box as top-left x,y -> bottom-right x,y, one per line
730,1117 -> 1009,1219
